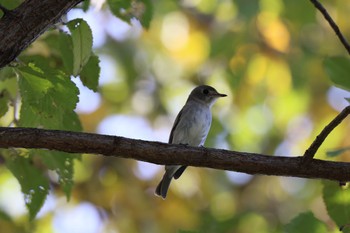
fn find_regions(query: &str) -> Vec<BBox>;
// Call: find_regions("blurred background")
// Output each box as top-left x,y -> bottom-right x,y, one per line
1,0 -> 350,232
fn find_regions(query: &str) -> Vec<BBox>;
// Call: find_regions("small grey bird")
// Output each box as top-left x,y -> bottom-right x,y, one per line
155,85 -> 226,199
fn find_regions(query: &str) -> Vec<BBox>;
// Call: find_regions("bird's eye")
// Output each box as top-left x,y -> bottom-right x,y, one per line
203,89 -> 209,95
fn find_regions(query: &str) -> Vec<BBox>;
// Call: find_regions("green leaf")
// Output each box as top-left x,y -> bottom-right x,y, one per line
58,32 -> 74,75
326,147 -> 350,157
0,89 -> 9,118
0,0 -> 22,10
82,0 -> 91,11
107,0 -> 153,28
107,0 -> 131,18
16,63 -> 81,202
323,181 -> 350,231
37,151 -> 78,200
0,67 -> 16,81
284,212 -> 328,233
79,53 -> 100,92
66,18 -> 93,76
324,57 -> 350,91
9,60 -> 81,201
6,155 -> 49,220
17,63 -> 81,131
139,0 -> 153,28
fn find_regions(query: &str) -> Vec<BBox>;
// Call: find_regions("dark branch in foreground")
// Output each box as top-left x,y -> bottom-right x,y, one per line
303,105 -> 350,163
1,127 -> 350,182
0,0 -> 83,68
310,0 -> 350,55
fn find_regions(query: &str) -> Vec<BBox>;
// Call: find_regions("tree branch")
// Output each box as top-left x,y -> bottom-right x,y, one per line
303,105 -> 350,163
1,127 -> 350,182
309,0 -> 350,55
0,0 -> 83,68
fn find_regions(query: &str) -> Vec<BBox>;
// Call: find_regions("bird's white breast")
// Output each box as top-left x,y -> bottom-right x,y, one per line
172,102 -> 212,146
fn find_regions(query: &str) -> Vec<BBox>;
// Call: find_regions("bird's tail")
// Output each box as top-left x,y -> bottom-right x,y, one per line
155,174 -> 172,199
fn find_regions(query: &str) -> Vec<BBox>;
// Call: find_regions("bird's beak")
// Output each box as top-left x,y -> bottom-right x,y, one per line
212,92 -> 227,97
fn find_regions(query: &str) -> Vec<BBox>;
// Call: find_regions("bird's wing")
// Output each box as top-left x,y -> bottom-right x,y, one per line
168,106 -> 185,143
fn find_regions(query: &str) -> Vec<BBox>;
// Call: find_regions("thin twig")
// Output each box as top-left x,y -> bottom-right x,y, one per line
303,106 -> 350,163
309,0 -> 350,55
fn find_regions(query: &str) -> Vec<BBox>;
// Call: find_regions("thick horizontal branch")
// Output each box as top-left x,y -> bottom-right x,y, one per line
0,127 -> 350,182
0,0 -> 83,68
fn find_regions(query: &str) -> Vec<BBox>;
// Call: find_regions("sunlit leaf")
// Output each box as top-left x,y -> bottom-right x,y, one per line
324,57 -> 350,91
16,62 -> 82,203
6,155 -> 49,220
58,32 -> 74,75
323,181 -> 350,232
67,18 -> 93,76
284,212 -> 328,233
17,63 -> 80,130
79,53 -> 100,92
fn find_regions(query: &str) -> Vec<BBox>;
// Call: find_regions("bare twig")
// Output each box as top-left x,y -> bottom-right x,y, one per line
1,127 -> 350,182
309,0 -> 350,55
303,106 -> 350,163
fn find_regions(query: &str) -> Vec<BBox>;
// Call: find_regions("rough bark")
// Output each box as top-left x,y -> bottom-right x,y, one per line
0,0 -> 83,68
1,127 -> 350,182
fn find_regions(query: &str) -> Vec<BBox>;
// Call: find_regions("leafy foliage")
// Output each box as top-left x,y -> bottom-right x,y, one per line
324,57 -> 350,92
5,154 -> 49,220
79,53 -> 100,92
58,32 -> 74,76
0,16 -> 98,223
108,0 -> 153,28
323,181 -> 350,232
0,67 -> 15,81
284,212 -> 328,233
37,150 -> 78,200
7,58 -> 84,219
66,18 -> 93,76
17,63 -> 81,130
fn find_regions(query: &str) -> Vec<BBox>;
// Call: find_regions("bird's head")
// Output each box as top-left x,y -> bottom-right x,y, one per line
188,85 -> 227,107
